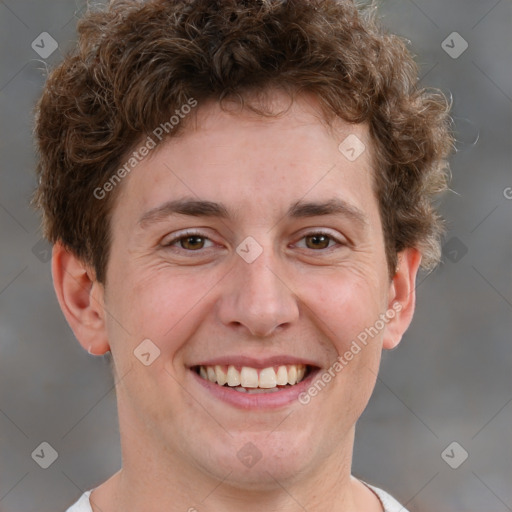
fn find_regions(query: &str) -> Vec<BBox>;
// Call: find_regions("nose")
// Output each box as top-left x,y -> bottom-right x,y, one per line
216,249 -> 300,338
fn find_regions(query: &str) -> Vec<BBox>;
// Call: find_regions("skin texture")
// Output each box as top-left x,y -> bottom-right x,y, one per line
53,91 -> 421,512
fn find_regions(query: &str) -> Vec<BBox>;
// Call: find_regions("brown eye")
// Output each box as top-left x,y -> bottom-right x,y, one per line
304,234 -> 332,250
180,235 -> 206,250
162,231 -> 216,252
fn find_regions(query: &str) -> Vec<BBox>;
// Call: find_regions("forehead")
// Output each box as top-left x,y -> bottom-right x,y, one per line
110,92 -> 378,228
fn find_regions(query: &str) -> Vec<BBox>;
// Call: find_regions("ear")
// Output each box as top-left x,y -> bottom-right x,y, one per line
382,248 -> 422,350
52,241 -> 110,356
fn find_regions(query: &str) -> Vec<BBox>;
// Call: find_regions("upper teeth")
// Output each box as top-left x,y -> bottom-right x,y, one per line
198,364 -> 306,389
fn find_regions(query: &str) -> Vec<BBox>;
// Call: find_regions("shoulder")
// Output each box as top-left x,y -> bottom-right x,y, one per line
365,483 -> 410,512
65,490 -> 93,512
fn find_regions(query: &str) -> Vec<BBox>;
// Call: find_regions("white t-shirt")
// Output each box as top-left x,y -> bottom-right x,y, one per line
65,483 -> 409,512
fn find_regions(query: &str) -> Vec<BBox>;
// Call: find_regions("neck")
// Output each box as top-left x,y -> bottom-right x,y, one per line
91,433 -> 365,512
89,393 -> 382,512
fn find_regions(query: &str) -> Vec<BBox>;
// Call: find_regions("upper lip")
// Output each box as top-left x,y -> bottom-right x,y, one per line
190,355 -> 321,369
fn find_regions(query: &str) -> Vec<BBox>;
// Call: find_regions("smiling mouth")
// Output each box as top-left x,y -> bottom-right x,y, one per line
193,364 -> 312,394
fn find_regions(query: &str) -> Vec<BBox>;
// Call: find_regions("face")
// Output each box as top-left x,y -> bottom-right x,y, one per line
100,92 -> 398,488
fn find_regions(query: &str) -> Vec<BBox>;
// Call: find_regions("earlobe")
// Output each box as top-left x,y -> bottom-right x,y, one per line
382,248 -> 422,350
52,241 -> 110,355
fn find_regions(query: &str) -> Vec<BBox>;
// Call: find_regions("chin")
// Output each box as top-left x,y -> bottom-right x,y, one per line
195,430 -> 318,490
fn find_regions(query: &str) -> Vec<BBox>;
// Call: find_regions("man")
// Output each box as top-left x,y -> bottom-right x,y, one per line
33,0 -> 453,511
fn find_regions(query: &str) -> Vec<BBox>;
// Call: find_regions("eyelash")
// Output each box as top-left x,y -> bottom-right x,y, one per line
162,230 -> 345,252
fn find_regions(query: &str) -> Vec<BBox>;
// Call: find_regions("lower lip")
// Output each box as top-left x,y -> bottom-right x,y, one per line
190,368 -> 320,410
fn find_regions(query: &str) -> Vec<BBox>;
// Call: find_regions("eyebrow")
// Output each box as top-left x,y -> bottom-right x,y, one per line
138,197 -> 368,228
288,198 -> 368,227
138,199 -> 230,228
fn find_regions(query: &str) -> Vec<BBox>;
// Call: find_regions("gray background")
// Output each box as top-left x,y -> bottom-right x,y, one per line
0,1 -> 511,511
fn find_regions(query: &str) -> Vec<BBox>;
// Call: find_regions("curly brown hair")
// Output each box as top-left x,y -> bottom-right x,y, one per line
33,0 -> 453,284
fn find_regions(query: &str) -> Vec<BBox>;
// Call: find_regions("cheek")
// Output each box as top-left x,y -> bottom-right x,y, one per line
298,269 -> 386,405
300,270 -> 386,411
300,269 -> 386,351
107,265 -> 222,355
